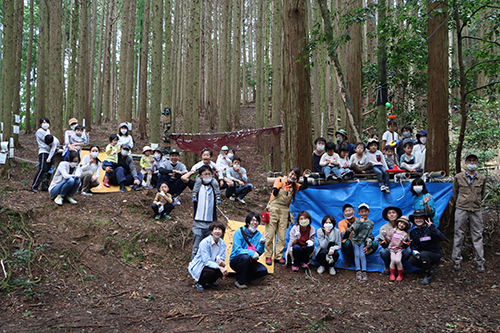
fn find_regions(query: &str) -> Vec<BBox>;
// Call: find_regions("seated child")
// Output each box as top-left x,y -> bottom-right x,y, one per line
385,216 -> 410,281
366,139 -> 390,193
338,146 -> 354,179
151,182 -> 175,220
397,125 -> 417,159
140,146 -> 154,188
312,137 -> 327,173
400,140 -> 422,172
319,142 -> 341,180
383,145 -> 397,169
102,134 -> 120,187
349,142 -> 373,174
63,125 -> 88,161
381,119 -> 399,149
349,203 -> 374,282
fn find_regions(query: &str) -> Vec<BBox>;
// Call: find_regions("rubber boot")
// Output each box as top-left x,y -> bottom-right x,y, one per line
390,268 -> 396,281
396,269 -> 403,281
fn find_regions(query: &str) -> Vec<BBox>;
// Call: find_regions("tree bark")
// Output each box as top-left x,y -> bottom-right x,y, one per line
66,0 -> 79,121
377,0 -> 388,136
48,0 -> 63,140
117,0 -> 131,126
89,0 -> 99,126
218,0 -> 232,131
150,0 -> 163,143
35,0 -> 47,122
271,0 -> 283,171
102,0 -> 115,122
25,0 -> 35,133
347,0 -> 362,141
162,0 -> 172,111
138,0 -> 151,139
95,0 -> 108,125
231,0 -> 243,129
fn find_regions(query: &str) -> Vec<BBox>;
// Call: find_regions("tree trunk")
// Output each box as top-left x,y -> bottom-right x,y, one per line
117,0 -> 131,126
48,0 -> 63,140
1,0 -> 15,152
138,0 -> 151,139
110,9 -> 118,121
347,0 -> 362,142
150,0 -> 163,144
35,0 -> 47,122
271,0 -> 283,171
454,11 -> 466,174
377,0 -> 388,136
256,0 -> 265,135
95,0 -> 108,126
82,0 -> 91,130
12,0 -> 24,147
89,0 -> 99,126
218,0 -> 232,131
25,0 -> 35,133
283,0 -> 312,172
66,0 -> 79,121
426,0 -> 449,174
126,0 -> 137,122
102,0 -> 114,122
231,0 -> 242,129
162,0 -> 172,111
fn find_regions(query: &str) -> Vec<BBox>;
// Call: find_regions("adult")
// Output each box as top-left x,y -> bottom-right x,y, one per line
338,203 -> 378,267
378,206 -> 411,274
188,221 -> 228,291
225,156 -> 253,204
312,137 -> 327,173
335,129 -> 356,157
80,145 -> 102,195
230,213 -> 268,289
412,130 -> 427,172
315,215 -> 341,275
191,148 -> 231,190
157,149 -> 192,205
32,117 -> 53,192
63,118 -> 89,161
285,210 -> 316,271
451,153 -> 486,273
105,143 -> 142,192
264,167 -> 308,265
49,151 -> 82,206
117,122 -> 134,149
410,178 -> 437,225
409,210 -> 445,285
215,146 -> 232,174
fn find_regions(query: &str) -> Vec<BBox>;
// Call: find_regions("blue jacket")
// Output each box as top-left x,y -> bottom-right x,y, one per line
413,193 -> 437,225
229,227 -> 265,263
409,224 -> 444,255
188,235 -> 226,282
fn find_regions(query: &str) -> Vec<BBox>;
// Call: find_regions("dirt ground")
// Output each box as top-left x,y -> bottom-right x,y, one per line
1,106 -> 499,332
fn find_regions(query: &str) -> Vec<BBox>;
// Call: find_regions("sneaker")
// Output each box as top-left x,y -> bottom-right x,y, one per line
155,215 -> 161,220
380,185 -> 386,192
173,197 -> 181,206
384,187 -> 391,194
477,263 -> 485,273
235,281 -> 248,289
265,257 -> 272,266
236,198 -> 246,204
317,266 -> 325,274
81,191 -> 93,196
32,188 -> 38,193
229,196 -> 236,201
301,263 -> 309,269
119,184 -> 128,193
278,259 -> 286,265
216,196 -> 221,205
196,283 -> 204,291
362,271 -> 368,281
453,263 -> 461,271
164,215 -> 172,220
130,184 -> 142,191
326,254 -> 334,264
66,197 -> 78,204
291,265 -> 299,272
103,179 -> 110,187
54,195 -> 63,206
329,267 -> 336,275
356,271 -> 362,281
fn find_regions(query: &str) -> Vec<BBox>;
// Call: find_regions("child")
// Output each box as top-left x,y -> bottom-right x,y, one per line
216,146 -> 232,173
385,216 -> 410,281
338,146 -> 354,179
381,119 -> 399,149
102,134 -> 120,187
366,139 -> 390,193
350,203 -> 374,282
191,148 -> 226,193
319,142 -> 341,180
140,146 -> 154,188
349,142 -> 373,174
396,125 -> 417,159
192,162 -> 222,205
312,137 -> 327,173
152,182 -> 175,220
400,140 -> 422,172
383,145 -> 397,169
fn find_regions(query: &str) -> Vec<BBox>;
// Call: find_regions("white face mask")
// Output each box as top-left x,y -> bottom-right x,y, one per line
420,137 -> 427,144
154,153 -> 162,159
71,124 -> 77,130
227,153 -> 234,159
121,150 -> 130,156
403,132 -> 411,138
41,123 -> 50,130
248,226 -> 257,233
344,213 -> 354,220
120,128 -> 128,135
299,219 -> 310,227
316,145 -> 325,151
90,152 -> 99,158
324,223 -> 334,231
202,177 -> 212,184
413,185 -> 423,194
69,162 -> 78,168
467,164 -> 478,171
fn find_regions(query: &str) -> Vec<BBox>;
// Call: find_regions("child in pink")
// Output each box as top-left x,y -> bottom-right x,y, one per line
386,216 -> 411,281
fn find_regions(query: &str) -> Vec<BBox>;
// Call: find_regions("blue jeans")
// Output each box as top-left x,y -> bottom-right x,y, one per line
230,254 -> 268,285
225,183 -> 253,199
322,166 -> 341,178
380,246 -> 412,268
353,243 -> 367,271
372,165 -> 389,187
50,177 -> 81,198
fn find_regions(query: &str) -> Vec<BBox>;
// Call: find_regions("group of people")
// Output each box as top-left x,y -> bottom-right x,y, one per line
313,124 -> 428,193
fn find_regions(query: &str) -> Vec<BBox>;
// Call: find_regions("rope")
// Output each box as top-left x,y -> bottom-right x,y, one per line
13,156 -> 38,164
304,266 -> 320,285
396,174 -> 406,201
217,206 -> 231,223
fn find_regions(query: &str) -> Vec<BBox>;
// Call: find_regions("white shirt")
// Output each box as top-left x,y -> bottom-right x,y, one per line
382,131 -> 399,145
412,144 -> 426,171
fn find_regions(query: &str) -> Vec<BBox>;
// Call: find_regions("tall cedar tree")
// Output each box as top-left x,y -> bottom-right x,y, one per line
271,0 -> 283,171
138,0 -> 151,139
25,0 -> 35,133
150,0 -> 163,143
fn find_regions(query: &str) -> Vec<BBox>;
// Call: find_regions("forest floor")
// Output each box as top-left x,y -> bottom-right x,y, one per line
1,106 -> 500,332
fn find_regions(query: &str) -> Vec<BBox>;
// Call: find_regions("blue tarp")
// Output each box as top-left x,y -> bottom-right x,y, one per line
288,181 -> 453,272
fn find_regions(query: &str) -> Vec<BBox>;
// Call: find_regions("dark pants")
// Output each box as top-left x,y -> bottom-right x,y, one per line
290,245 -> 314,266
341,239 -> 379,266
380,247 -> 412,268
409,251 -> 441,272
151,203 -> 175,217
225,183 -> 253,199
158,175 -> 195,195
32,153 -> 52,191
109,166 -> 143,186
230,254 -> 268,285
315,248 -> 339,267
197,266 -> 223,286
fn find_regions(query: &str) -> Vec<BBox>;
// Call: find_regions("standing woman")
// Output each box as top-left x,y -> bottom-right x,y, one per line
264,167 -> 308,265
410,177 -> 437,226
80,145 -> 102,195
49,151 -> 82,205
117,122 -> 134,149
31,117 -> 53,192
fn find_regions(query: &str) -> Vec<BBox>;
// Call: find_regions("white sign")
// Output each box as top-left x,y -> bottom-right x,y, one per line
13,125 -> 19,134
14,114 -> 20,124
150,143 -> 158,149
0,153 -> 7,164
0,142 -> 7,152
9,148 -> 14,158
